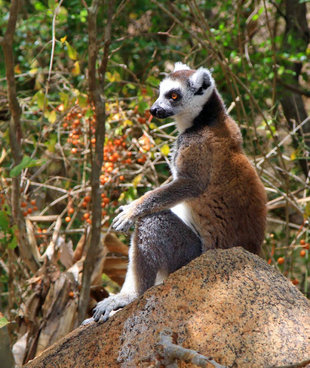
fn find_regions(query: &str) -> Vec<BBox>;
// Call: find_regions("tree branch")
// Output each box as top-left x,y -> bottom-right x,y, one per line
78,0 -> 116,324
1,0 -> 40,274
277,78 -> 310,98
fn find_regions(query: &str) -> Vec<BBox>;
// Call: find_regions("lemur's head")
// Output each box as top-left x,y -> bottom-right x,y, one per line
150,62 -> 215,132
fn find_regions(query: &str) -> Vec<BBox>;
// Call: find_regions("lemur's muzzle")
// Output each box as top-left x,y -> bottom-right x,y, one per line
150,104 -> 173,119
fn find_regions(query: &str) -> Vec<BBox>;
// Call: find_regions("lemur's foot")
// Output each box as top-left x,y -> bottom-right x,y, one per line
112,203 -> 137,233
92,293 -> 137,322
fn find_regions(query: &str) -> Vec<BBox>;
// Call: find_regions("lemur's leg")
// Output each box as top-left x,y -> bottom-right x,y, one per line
92,210 -> 202,322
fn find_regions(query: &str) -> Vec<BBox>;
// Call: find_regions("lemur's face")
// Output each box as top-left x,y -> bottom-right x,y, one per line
150,62 -> 215,122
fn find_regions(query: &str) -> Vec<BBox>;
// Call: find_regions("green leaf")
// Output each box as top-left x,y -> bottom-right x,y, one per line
0,211 -> 9,231
10,156 -> 44,178
48,110 -> 57,124
33,90 -> 46,110
138,100 -> 149,114
34,1 -> 46,11
48,0 -> 57,10
78,94 -> 88,108
160,144 -> 170,156
0,316 -> 9,328
60,92 -> 69,109
65,41 -> 78,60
8,236 -> 18,250
45,134 -> 57,152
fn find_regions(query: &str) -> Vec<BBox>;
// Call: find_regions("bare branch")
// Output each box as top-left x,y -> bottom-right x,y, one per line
1,0 -> 40,274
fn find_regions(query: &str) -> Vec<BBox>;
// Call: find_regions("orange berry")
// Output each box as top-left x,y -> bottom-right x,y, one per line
81,201 -> 88,208
292,279 -> 299,285
68,291 -> 74,298
86,218 -> 92,224
277,257 -> 285,265
71,147 -> 78,154
84,195 -> 91,203
68,207 -> 74,214
101,193 -> 106,198
103,197 -> 110,204
23,211 -> 28,217
101,202 -> 106,208
65,216 -> 71,223
27,208 -> 32,214
300,239 -> 306,245
119,175 -> 124,181
33,206 -> 38,211
91,138 -> 96,144
102,210 -> 107,216
21,201 -> 27,208
83,213 -> 90,220
138,117 -> 146,124
300,249 -> 306,257
304,243 -> 310,250
30,199 -> 36,206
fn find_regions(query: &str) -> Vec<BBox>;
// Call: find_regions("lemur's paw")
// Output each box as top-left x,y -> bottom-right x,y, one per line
92,293 -> 137,322
112,203 -> 137,233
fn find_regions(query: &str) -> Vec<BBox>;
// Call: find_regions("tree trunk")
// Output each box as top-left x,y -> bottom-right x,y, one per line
279,0 -> 309,176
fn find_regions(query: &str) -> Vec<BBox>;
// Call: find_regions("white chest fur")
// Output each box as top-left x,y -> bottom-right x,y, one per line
171,202 -> 199,237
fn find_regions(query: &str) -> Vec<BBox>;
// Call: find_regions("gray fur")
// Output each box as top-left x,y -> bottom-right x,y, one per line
92,211 -> 201,322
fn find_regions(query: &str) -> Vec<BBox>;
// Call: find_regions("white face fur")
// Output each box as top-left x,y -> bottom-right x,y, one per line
150,62 -> 215,133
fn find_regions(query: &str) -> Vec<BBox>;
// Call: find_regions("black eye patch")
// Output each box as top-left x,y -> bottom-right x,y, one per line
165,89 -> 182,102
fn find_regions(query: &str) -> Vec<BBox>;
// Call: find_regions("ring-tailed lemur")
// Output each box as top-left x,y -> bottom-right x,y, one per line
89,62 -> 266,323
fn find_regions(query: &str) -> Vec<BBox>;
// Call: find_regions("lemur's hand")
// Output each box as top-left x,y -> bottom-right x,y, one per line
112,201 -> 138,233
92,292 -> 137,322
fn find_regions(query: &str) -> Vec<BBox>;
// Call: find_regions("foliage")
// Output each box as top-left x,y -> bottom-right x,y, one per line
0,0 -> 309,363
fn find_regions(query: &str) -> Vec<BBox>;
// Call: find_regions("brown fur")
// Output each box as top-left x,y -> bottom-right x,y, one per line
178,115 -> 266,253
127,90 -> 266,254
92,70 -> 267,323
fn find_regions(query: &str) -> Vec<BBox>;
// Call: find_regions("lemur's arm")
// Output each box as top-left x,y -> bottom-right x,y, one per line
113,142 -> 209,232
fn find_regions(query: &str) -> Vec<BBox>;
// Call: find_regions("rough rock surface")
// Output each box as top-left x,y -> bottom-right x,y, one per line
25,247 -> 310,368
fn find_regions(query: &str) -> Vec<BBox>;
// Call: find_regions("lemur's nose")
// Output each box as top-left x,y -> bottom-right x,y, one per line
150,105 -> 167,118
150,105 -> 158,117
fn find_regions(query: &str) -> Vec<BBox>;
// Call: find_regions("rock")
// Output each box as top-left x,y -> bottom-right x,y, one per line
25,247 -> 310,368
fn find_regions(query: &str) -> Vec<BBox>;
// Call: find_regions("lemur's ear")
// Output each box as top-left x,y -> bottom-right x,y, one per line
189,67 -> 214,95
173,62 -> 191,72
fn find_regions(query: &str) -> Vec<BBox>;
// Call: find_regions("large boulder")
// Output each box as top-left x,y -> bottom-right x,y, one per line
25,247 -> 310,367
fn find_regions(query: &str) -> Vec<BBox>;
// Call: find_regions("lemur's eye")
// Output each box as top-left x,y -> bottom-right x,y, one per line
171,92 -> 178,100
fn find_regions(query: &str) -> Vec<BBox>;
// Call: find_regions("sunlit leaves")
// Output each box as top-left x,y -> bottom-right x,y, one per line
65,41 -> 78,60
0,316 -> 9,328
160,144 -> 170,156
72,61 -> 80,76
